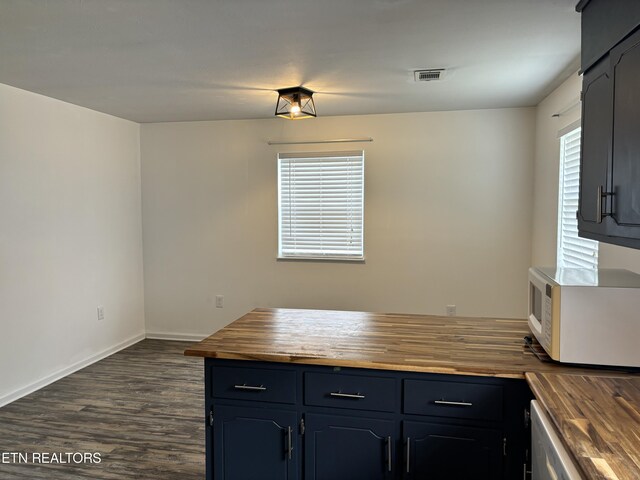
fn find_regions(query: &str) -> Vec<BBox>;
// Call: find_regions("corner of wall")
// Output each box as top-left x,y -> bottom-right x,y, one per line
530,72 -> 582,268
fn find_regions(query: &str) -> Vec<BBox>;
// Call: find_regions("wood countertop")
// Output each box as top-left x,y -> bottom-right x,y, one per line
526,372 -> 640,480
184,308 -> 632,379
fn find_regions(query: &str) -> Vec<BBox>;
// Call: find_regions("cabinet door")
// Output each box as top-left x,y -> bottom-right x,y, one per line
610,29 -> 640,237
304,413 -> 395,480
578,54 -> 612,233
403,421 -> 502,480
213,405 -> 298,480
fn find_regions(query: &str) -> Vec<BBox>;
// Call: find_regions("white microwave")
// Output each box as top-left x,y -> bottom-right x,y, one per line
528,267 -> 640,368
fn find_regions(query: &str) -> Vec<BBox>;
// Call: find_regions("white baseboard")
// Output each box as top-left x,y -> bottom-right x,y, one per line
0,332 -> 145,408
145,331 -> 209,341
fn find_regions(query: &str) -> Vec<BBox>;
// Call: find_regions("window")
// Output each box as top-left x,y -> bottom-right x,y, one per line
557,127 -> 598,269
278,151 -> 364,260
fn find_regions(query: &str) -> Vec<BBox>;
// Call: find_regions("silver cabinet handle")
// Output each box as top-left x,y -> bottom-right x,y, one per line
386,436 -> 392,472
434,400 -> 473,407
329,391 -> 365,399
596,185 -> 614,223
597,185 -> 604,224
234,384 -> 267,391
406,437 -> 410,473
286,426 -> 293,460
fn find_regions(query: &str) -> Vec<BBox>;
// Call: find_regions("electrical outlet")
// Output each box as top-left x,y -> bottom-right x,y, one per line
215,295 -> 224,308
446,305 -> 456,317
97,305 -> 105,321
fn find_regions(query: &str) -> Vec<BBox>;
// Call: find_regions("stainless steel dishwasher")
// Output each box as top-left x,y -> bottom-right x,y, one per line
530,400 -> 584,480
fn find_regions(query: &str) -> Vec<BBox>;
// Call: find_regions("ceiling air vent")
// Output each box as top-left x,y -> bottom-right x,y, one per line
414,69 -> 446,82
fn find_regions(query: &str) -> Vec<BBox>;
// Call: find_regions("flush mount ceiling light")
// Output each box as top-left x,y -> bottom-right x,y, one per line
275,86 -> 316,119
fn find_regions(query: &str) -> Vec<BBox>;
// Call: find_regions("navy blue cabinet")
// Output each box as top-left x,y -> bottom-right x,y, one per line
577,0 -> 640,248
403,421 -> 502,479
304,413 -> 395,480
578,54 -> 612,235
204,359 -> 532,480
212,405 -> 298,480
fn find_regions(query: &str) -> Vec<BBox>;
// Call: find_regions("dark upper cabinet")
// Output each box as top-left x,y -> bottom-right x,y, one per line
610,32 -> 640,233
578,55 -> 612,233
577,1 -> 640,248
577,0 -> 640,72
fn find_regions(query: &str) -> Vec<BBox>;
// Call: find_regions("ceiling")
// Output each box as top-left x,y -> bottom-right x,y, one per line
0,0 -> 581,123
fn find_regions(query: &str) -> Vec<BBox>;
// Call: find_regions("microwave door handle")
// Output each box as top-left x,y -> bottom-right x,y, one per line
528,313 -> 542,337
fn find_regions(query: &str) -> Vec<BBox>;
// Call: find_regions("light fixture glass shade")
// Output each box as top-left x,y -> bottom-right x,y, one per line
275,86 -> 316,119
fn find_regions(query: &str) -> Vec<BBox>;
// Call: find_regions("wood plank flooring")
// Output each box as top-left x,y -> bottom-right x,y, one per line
0,340 -> 204,479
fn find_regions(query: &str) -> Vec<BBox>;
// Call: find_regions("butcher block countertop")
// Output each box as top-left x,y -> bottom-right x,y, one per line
184,308 -> 629,379
527,372 -> 640,480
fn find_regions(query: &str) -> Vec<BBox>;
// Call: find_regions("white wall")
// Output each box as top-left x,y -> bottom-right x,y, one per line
0,83 -> 145,405
141,108 -> 536,337
531,73 -> 640,272
531,72 -> 582,266
5,64 -> 640,403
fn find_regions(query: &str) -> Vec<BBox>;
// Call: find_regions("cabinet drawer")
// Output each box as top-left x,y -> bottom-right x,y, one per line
211,365 -> 296,404
304,372 -> 396,412
404,379 -> 503,421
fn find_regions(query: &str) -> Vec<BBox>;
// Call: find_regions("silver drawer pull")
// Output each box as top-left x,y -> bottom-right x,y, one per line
406,437 -> 411,473
286,426 -> 293,460
386,436 -> 392,472
329,391 -> 365,399
434,400 -> 473,407
234,384 -> 267,391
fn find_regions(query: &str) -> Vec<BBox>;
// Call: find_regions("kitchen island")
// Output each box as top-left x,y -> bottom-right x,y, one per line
185,308 -> 638,480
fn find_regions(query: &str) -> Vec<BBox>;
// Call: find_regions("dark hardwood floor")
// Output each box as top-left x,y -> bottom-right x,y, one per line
0,340 -> 205,479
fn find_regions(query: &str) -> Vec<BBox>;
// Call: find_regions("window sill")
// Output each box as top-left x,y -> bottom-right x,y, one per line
277,256 -> 365,263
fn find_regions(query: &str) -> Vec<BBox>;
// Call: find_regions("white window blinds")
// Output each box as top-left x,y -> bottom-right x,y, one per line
557,127 -> 598,269
278,151 -> 364,260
